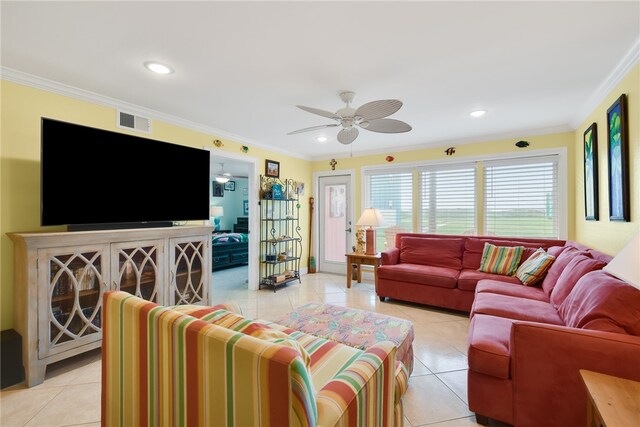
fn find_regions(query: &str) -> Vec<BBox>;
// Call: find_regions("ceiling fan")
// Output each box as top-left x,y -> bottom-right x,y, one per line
287,91 -> 412,145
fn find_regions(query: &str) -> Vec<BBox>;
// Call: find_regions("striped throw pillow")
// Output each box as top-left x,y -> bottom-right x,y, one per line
516,248 -> 556,286
478,243 -> 525,276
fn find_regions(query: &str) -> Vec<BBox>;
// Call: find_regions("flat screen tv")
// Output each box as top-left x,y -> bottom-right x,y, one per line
41,118 -> 210,230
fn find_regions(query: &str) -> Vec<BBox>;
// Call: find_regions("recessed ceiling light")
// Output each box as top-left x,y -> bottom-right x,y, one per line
144,61 -> 174,75
316,136 -> 328,142
469,110 -> 487,118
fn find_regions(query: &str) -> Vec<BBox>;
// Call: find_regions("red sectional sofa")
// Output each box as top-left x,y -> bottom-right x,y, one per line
377,233 -> 566,311
378,233 -> 640,426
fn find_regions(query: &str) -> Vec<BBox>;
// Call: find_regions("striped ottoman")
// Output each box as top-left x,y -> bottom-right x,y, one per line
274,302 -> 415,375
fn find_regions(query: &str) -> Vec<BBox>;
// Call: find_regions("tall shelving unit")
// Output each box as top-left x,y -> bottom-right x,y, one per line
259,175 -> 303,291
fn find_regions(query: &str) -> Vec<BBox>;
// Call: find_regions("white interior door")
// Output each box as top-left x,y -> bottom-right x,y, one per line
317,175 -> 353,274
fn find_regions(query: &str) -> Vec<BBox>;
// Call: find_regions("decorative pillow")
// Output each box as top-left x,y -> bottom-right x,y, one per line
515,248 -> 556,286
478,243 -> 525,276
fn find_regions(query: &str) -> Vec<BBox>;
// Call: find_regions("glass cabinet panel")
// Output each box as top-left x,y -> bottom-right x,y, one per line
113,242 -> 163,303
172,239 -> 207,305
43,247 -> 107,356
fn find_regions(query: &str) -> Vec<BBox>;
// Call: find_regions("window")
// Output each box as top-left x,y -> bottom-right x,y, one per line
364,170 -> 413,250
484,156 -> 559,238
419,165 -> 476,235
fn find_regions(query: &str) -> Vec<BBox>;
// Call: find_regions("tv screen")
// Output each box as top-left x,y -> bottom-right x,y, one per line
41,118 -> 210,228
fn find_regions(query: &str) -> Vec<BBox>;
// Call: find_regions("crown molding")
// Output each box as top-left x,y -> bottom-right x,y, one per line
570,37 -> 640,129
310,123 -> 573,161
0,67 -> 311,161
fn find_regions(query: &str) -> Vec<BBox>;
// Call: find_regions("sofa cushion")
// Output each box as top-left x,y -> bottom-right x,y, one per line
478,243 -> 525,276
515,248 -> 556,286
550,255 -> 606,308
468,314 -> 513,379
462,238 -> 542,270
472,293 -> 564,325
458,269 -> 521,291
475,279 -> 549,302
399,236 -> 463,269
541,246 -> 588,296
377,263 -> 459,288
171,301 -> 243,316
559,270 -> 640,335
188,308 -> 312,371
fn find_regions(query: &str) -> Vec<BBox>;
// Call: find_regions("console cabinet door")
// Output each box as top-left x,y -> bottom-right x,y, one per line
110,240 -> 166,304
37,244 -> 110,358
169,236 -> 210,305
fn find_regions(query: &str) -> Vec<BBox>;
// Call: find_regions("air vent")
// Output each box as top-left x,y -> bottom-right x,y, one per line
117,110 -> 151,133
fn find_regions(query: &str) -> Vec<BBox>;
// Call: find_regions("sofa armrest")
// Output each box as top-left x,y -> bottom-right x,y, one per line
381,248 -> 400,265
510,321 -> 640,427
316,342 -> 397,426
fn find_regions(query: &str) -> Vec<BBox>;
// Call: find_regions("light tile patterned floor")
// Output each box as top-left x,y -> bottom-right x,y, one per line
1,271 -> 483,426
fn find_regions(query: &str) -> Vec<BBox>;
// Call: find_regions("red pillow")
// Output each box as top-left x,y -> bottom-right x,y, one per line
399,237 -> 463,269
550,255 -> 605,308
541,247 -> 587,296
559,270 -> 640,335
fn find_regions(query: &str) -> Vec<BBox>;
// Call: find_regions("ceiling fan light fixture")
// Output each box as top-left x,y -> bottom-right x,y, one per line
316,136 -> 328,142
469,109 -> 487,118
288,91 -> 411,145
214,163 -> 232,183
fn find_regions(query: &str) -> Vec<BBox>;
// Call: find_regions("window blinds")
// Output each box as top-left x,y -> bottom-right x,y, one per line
419,165 -> 476,235
484,156 -> 559,238
365,170 -> 413,249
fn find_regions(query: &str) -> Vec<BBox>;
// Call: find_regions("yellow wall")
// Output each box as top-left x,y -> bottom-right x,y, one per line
312,131 -> 576,238
0,80 -> 312,330
574,63 -> 640,255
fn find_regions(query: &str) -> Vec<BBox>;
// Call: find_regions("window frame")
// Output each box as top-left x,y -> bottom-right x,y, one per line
417,162 -> 478,235
360,147 -> 567,240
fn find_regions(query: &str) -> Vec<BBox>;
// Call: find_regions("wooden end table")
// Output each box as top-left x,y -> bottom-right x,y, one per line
580,369 -> 640,427
346,252 -> 381,289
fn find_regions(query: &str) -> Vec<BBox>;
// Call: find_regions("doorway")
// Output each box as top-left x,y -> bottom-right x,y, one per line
314,172 -> 355,274
205,149 -> 260,296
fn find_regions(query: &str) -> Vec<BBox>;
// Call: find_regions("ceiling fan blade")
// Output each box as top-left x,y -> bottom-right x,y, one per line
337,127 -> 359,145
362,119 -> 412,133
287,124 -> 339,135
355,99 -> 403,120
296,105 -> 341,120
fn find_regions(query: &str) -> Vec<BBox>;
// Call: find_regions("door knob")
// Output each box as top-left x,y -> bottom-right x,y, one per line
345,228 -> 352,233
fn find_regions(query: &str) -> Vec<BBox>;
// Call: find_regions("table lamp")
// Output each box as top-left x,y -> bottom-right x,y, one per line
211,206 -> 224,231
356,208 -> 383,255
603,231 -> 640,290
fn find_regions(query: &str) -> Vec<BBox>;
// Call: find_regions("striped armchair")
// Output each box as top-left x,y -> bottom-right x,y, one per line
102,291 -> 402,426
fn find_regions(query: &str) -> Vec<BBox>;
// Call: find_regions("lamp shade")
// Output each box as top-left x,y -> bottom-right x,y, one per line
211,206 -> 224,217
356,208 -> 384,227
603,232 -> 640,290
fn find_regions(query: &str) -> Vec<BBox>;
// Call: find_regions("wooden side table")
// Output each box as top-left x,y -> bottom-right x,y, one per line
346,252 -> 381,289
580,369 -> 640,427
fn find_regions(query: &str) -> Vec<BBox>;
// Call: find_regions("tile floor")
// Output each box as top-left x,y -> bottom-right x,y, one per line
1,272 -> 485,426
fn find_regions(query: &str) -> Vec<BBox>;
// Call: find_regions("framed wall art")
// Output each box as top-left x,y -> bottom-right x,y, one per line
606,94 -> 629,222
265,159 -> 280,178
212,182 -> 225,197
224,181 -> 236,191
583,123 -> 599,220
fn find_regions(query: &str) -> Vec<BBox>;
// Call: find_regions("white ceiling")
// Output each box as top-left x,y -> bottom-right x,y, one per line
2,1 -> 639,160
